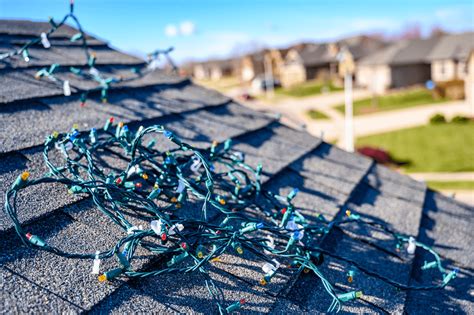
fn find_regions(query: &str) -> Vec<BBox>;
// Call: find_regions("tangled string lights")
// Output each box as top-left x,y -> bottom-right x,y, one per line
4,121 -> 458,313
2,1 -> 457,314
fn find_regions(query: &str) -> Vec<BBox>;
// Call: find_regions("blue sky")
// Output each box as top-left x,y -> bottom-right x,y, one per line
1,0 -> 473,63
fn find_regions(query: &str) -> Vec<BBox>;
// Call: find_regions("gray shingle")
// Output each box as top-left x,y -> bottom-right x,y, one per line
289,148 -> 371,197
0,212 -> 126,310
263,169 -> 342,220
93,267 -> 277,314
318,229 -> 410,312
0,20 -> 98,39
405,257 -> 474,313
3,45 -> 143,68
418,190 -> 474,267
233,124 -> 321,182
0,267 -> 84,313
0,148 -> 81,232
0,69 -> 65,104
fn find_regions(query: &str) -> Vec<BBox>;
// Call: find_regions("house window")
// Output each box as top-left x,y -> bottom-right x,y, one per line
440,61 -> 445,75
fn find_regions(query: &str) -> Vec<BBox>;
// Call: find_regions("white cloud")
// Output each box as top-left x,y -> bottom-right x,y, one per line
180,21 -> 196,36
165,24 -> 178,37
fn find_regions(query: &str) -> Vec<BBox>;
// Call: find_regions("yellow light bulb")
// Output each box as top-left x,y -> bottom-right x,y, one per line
236,247 -> 243,255
260,278 -> 267,286
52,131 -> 59,138
154,183 -> 159,189
72,123 -> 79,130
21,171 -> 30,181
210,257 -> 221,263
170,197 -> 177,203
348,276 -> 353,283
219,199 -> 226,205
345,210 -> 351,217
98,274 -> 107,282
142,173 -> 149,180
197,252 -> 203,259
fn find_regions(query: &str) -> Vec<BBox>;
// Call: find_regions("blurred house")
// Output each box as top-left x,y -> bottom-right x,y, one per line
356,37 -> 440,94
426,32 -> 474,82
240,50 -> 268,82
280,36 -> 385,87
467,50 -> 474,106
192,58 -> 237,81
264,48 -> 290,81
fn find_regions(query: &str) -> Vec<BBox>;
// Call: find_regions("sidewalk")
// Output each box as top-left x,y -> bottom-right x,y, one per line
408,172 -> 474,181
241,89 -> 472,145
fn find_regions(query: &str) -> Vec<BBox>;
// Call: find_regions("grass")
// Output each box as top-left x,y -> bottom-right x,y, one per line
356,122 -> 474,173
427,181 -> 474,190
307,109 -> 329,120
335,88 -> 447,116
275,80 -> 343,98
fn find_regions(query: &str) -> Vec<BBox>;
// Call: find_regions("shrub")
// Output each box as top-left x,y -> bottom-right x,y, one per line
357,146 -> 393,165
433,79 -> 465,100
430,113 -> 446,124
451,115 -> 470,124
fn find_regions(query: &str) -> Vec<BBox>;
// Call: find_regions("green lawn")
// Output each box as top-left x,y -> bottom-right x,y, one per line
275,80 -> 343,98
356,122 -> 474,173
336,88 -> 447,116
427,181 -> 474,190
307,109 -> 329,120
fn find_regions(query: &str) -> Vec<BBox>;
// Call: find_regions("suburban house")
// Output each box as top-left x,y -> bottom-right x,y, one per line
426,32 -> 474,83
263,47 -> 290,81
280,36 -> 385,87
467,50 -> 474,105
239,50 -> 268,82
356,37 -> 440,94
192,58 -> 237,81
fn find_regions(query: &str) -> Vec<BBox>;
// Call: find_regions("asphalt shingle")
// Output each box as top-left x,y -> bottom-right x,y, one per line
0,18 -> 469,314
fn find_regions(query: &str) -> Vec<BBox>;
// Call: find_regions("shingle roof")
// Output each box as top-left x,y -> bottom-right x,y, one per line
359,37 -> 442,66
426,32 -> 474,62
294,36 -> 385,67
1,20 -> 473,314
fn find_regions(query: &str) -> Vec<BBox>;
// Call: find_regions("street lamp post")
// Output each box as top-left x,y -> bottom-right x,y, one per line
338,46 -> 355,152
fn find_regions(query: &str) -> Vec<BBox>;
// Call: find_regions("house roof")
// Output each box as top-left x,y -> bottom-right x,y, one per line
293,36 -> 385,67
426,32 -> 474,62
358,34 -> 472,66
0,19 -> 473,314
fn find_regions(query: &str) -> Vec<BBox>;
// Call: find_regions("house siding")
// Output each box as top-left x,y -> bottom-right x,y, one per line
280,63 -> 306,87
431,59 -> 457,82
467,52 -> 474,106
356,64 -> 391,94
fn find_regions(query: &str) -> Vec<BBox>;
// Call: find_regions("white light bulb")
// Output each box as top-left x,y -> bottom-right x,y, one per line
63,80 -> 71,96
176,180 -> 185,193
407,237 -> 416,255
262,262 -> 275,274
150,220 -> 163,236
91,251 -> 101,274
41,32 -> 51,49
169,223 -> 184,235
